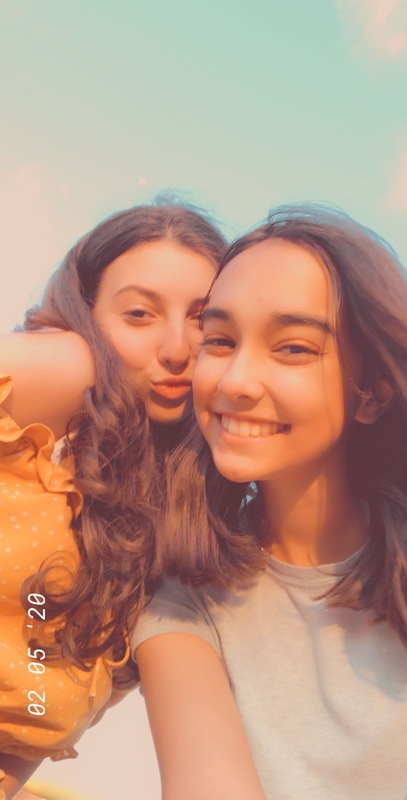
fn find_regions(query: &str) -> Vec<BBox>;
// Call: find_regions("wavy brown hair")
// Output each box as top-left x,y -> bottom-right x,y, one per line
157,203 -> 407,647
21,200 -> 227,682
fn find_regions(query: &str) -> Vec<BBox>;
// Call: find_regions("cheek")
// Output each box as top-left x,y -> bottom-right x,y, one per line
188,327 -> 206,360
116,334 -> 142,361
265,367 -> 325,418
192,357 -> 219,412
192,373 -> 207,418
108,328 -> 158,370
298,368 -> 360,434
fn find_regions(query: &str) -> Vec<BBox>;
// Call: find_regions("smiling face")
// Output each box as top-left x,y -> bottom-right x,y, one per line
193,237 -> 364,485
92,239 -> 216,424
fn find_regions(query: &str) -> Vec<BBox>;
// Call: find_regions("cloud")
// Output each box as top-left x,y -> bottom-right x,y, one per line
336,0 -> 407,59
0,164 -> 68,331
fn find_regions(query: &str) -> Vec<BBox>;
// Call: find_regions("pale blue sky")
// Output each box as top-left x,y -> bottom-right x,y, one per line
1,0 -> 406,332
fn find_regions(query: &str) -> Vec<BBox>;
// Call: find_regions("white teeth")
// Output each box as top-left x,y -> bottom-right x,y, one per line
221,415 -> 283,438
238,421 -> 251,437
227,417 -> 240,436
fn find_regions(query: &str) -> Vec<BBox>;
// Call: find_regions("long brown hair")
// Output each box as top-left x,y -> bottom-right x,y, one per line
158,203 -> 407,646
22,200 -> 227,680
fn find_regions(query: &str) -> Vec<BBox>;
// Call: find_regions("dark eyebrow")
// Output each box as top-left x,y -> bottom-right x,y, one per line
274,313 -> 332,334
114,285 -> 207,310
201,308 -> 232,323
114,284 -> 162,302
201,308 -> 332,334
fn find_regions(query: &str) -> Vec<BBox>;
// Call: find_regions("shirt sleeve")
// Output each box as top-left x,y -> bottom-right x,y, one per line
130,576 -> 222,661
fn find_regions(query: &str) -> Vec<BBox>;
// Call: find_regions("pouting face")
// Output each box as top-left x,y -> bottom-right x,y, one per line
92,239 -> 216,424
193,237 -> 364,484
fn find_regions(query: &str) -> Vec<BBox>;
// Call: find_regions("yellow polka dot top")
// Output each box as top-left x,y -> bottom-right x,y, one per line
0,376 -> 130,762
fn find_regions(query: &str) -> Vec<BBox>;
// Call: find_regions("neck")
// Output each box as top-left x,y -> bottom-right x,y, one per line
150,415 -> 192,452
258,457 -> 368,567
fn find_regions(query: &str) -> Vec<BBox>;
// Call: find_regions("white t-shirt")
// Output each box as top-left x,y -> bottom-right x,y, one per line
132,549 -> 407,800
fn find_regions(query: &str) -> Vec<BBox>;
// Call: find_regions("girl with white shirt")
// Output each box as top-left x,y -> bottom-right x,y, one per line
134,204 -> 407,800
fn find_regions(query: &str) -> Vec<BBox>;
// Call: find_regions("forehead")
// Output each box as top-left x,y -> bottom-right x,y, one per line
209,238 -> 335,323
99,239 -> 215,294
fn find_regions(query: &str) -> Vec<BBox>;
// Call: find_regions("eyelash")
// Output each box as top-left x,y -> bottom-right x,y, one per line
202,339 -> 321,360
278,344 -> 319,356
124,310 -> 204,325
124,309 -> 153,323
202,336 -> 235,349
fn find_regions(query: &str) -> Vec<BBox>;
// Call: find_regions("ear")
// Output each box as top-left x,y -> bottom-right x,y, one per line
354,375 -> 395,425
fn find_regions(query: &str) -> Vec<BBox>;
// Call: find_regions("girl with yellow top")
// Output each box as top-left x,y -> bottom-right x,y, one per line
0,200 -> 226,798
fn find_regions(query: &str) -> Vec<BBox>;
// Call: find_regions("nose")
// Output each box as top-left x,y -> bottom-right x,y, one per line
158,318 -> 191,370
217,349 -> 264,402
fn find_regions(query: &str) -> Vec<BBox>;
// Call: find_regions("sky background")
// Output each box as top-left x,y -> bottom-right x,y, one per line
1,0 -> 406,797
1,0 -> 407,334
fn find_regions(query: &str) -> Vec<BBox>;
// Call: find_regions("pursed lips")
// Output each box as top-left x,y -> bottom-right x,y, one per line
151,380 -> 192,400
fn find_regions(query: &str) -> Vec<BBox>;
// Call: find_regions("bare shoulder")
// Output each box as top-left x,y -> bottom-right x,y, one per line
0,330 -> 95,436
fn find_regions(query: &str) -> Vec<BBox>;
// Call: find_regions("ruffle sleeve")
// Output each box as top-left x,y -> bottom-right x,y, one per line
0,375 -> 129,761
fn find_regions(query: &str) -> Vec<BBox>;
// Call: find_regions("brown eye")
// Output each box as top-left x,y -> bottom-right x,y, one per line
281,345 -> 317,354
124,309 -> 152,321
202,337 -> 235,349
276,344 -> 320,360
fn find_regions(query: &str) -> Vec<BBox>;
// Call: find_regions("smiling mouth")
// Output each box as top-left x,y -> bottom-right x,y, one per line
219,414 -> 289,438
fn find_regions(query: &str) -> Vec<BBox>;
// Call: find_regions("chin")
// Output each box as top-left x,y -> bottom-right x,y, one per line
148,397 -> 192,426
150,412 -> 185,425
212,454 -> 254,484
149,408 -> 189,426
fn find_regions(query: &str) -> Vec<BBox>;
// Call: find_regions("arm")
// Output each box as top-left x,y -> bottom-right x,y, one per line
0,754 -> 41,799
136,633 -> 267,800
0,331 -> 94,438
